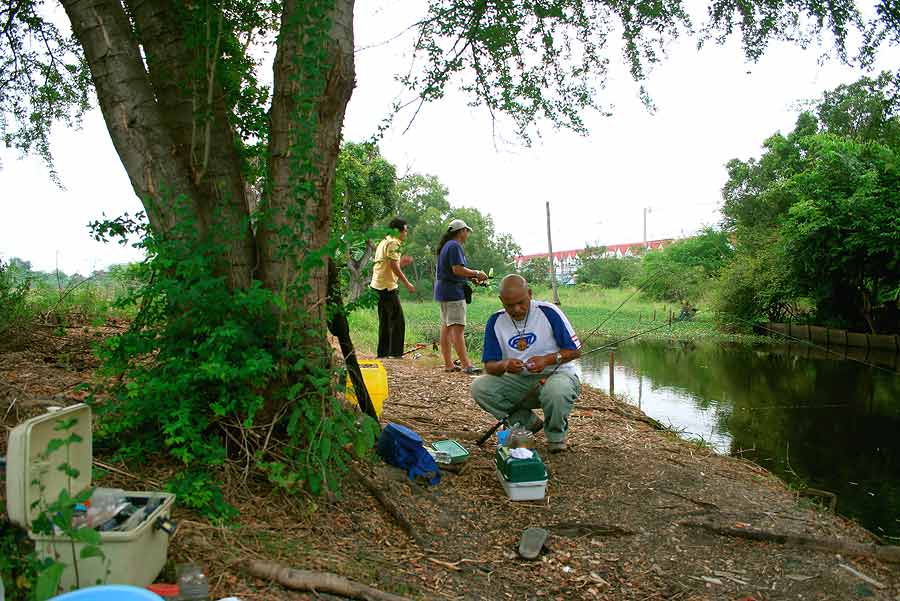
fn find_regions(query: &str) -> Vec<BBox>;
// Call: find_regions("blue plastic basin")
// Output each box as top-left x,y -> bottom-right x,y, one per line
50,585 -> 163,601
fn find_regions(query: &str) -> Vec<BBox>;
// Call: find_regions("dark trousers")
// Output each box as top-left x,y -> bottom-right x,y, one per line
375,288 -> 405,358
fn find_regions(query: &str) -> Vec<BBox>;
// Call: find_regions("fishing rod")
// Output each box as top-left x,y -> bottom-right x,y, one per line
475,311 -> 690,445
579,318 -> 687,360
726,313 -> 900,377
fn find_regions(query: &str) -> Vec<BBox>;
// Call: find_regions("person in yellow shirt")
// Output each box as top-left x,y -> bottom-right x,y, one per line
370,218 -> 415,358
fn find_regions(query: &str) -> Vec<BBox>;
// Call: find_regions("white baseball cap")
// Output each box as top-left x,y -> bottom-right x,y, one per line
448,218 -> 473,232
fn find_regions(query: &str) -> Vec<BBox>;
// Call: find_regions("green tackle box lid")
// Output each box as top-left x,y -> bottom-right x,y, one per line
430,439 -> 470,464
495,447 -> 548,483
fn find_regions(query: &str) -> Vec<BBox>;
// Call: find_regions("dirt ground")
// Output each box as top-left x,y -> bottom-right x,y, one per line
2,325 -> 898,601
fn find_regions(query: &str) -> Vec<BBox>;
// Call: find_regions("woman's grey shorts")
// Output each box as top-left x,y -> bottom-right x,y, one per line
439,300 -> 467,326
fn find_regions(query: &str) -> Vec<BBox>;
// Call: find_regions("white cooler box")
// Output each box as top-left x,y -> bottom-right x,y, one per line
5,404 -> 176,590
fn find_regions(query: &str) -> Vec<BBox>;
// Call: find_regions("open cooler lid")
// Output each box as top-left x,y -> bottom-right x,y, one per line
5,403 -> 92,528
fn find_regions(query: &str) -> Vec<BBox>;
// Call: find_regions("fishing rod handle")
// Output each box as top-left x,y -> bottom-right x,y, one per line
476,419 -> 503,446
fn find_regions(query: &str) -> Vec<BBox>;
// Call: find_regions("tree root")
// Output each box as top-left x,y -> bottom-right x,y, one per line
548,522 -> 636,538
245,560 -> 414,601
679,521 -> 900,563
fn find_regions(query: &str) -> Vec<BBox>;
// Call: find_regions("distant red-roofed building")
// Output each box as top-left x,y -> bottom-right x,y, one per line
514,239 -> 673,283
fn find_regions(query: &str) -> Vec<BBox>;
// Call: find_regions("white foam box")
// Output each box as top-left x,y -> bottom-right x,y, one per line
495,468 -> 548,501
5,404 -> 176,590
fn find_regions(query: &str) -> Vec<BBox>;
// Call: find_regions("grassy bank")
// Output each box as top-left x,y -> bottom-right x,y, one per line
347,285 -> 762,356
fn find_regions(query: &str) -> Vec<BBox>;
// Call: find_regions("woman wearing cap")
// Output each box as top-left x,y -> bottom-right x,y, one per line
434,219 -> 488,374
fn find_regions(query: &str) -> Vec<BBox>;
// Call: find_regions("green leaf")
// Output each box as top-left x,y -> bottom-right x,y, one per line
79,545 -> 105,560
44,438 -> 66,455
54,418 -> 78,432
33,562 -> 65,601
72,527 -> 102,546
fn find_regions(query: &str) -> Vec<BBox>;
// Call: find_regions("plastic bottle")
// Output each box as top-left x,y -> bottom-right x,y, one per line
177,563 -> 209,600
87,488 -> 126,527
495,429 -> 507,448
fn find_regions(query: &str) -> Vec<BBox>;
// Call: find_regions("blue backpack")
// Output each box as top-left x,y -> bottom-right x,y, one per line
377,422 -> 440,485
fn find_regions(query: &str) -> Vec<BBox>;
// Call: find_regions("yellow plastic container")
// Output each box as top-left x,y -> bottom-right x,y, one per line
345,359 -> 388,417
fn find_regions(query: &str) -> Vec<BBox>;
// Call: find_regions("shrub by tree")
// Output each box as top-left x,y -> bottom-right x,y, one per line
712,232 -> 799,326
0,259 -> 30,342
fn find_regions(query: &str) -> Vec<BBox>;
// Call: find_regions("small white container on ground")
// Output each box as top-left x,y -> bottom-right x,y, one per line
495,469 -> 549,501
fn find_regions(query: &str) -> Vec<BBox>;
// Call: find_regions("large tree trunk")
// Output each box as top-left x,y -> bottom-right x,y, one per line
61,0 -> 200,235
63,0 -> 256,290
258,0 -> 355,338
61,0 -> 360,479
126,0 -> 257,289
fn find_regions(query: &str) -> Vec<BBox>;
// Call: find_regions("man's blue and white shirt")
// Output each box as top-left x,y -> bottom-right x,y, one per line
482,300 -> 580,375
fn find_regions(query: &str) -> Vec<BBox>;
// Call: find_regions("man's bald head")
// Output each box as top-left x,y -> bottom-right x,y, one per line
499,274 -> 532,320
499,274 -> 528,295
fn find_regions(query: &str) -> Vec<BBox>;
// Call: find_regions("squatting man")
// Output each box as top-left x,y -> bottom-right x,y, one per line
470,274 -> 581,452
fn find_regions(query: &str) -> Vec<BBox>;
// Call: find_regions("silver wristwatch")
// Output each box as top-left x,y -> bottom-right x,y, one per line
554,351 -> 562,365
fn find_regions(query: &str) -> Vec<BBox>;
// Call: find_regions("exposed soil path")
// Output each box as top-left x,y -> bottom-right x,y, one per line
2,327 -> 898,600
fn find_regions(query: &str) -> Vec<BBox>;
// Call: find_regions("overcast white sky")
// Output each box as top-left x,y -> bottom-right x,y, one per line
1,1 -> 898,274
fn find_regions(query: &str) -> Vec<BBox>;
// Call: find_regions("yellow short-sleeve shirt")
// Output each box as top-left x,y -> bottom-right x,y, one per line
370,236 -> 402,291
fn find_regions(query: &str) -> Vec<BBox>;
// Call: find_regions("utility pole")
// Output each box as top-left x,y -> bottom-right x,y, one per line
643,207 -> 651,248
546,201 -> 560,305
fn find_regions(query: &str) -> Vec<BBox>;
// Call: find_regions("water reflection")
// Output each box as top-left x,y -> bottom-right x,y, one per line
578,339 -> 900,539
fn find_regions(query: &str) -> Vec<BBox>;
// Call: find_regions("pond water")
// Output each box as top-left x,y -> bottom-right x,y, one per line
577,339 -> 900,540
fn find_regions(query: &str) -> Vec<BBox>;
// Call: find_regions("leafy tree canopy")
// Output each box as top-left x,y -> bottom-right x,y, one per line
333,141 -> 399,237
718,72 -> 900,332
393,173 -> 520,295
519,256 -> 552,287
332,141 -> 400,299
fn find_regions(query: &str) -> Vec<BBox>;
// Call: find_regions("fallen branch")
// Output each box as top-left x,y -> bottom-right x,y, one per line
679,521 -> 900,563
838,563 -> 886,589
245,560 -> 413,601
426,558 -> 461,571
349,464 -> 428,548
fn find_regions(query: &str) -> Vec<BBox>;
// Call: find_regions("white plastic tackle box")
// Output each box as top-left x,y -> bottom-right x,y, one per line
495,469 -> 549,501
4,404 -> 176,591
